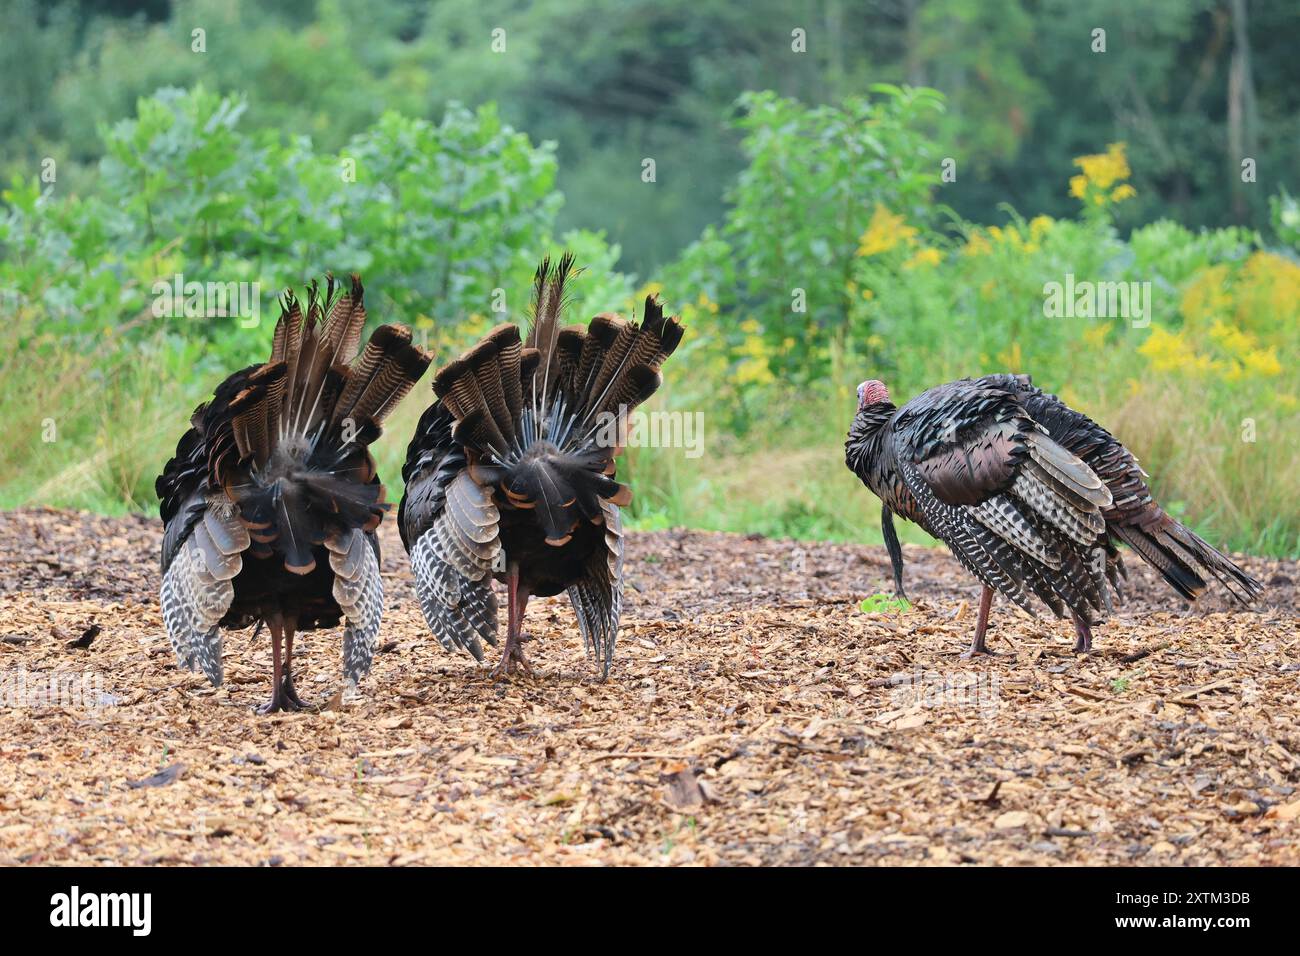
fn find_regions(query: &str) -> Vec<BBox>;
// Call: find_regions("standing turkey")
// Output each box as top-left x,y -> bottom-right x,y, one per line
845,374 -> 1262,656
157,275 -> 432,712
398,254 -> 683,677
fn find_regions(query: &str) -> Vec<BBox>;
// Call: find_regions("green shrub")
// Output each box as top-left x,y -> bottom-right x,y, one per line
0,85 -> 599,511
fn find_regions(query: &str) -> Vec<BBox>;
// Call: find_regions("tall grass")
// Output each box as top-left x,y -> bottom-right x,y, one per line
1,306 -> 179,513
3,308 -> 1293,559
0,306 -> 435,518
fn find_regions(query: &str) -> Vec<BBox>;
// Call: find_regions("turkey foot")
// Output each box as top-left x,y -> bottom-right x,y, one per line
257,676 -> 314,713
492,633 -> 533,678
256,613 -> 305,713
257,683 -> 299,714
960,642 -> 1010,660
493,564 -> 533,678
280,674 -> 314,710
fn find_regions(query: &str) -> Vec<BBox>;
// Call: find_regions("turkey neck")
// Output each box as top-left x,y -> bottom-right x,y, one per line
845,401 -> 897,485
846,399 -> 925,526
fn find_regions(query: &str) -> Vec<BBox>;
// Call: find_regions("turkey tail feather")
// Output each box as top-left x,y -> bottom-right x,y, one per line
214,281 -> 432,576
1113,515 -> 1261,605
527,252 -> 577,415
995,374 -> 1264,608
159,273 -> 427,698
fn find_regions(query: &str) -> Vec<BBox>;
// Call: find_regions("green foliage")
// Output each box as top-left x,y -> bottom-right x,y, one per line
858,594 -> 912,614
1270,188 -> 1300,253
638,95 -> 1298,557
2,74 -> 1295,559
7,0 -> 1296,277
3,85 -> 564,338
0,85 -> 596,510
85,87 -> 562,336
1127,220 -> 1258,289
724,87 -> 944,379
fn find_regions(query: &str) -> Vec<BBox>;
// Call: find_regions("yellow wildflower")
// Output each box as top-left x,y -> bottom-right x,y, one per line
856,205 -> 917,257
1242,347 -> 1282,377
1082,321 -> 1112,348
964,231 -> 992,257
1137,327 -> 1191,371
1237,251 -> 1300,333
1138,326 -> 1216,374
1069,142 -> 1133,210
734,359 -> 773,386
1180,265 -> 1231,328
733,319 -> 774,385
1209,319 -> 1255,357
636,281 -> 664,302
1028,215 -> 1054,241
1073,142 -> 1130,191
903,247 -> 943,270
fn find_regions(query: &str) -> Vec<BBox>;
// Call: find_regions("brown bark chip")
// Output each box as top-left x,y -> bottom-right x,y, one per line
0,508 -> 1295,865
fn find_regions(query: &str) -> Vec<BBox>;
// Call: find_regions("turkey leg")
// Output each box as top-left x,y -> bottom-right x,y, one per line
493,564 -> 533,677
961,585 -> 997,658
280,612 -> 312,710
257,612 -> 290,714
881,504 -> 908,599
1071,612 -> 1094,654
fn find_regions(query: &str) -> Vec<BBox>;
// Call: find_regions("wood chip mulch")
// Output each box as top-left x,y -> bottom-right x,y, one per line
0,507 -> 1297,866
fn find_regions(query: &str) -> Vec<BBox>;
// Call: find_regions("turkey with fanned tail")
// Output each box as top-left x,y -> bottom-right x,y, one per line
157,275 -> 432,712
844,374 -> 1262,656
398,254 -> 683,677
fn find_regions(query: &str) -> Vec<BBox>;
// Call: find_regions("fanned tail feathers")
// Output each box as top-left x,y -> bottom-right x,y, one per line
432,253 -> 683,545
216,276 -> 432,575
405,254 -> 683,675
158,274 -> 431,694
994,374 -> 1264,608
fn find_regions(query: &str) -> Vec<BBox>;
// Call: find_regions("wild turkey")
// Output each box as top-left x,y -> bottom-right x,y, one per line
157,275 -> 432,711
845,374 -> 1262,655
398,254 -> 683,676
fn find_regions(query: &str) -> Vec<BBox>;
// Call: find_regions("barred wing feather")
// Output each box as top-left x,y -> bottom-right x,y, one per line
410,470 -> 502,660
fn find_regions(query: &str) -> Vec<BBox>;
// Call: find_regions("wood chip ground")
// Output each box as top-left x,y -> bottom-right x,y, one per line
1,508 -> 1297,866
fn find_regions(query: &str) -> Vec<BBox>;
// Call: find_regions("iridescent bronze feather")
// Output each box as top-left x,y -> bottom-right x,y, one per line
400,254 -> 683,677
845,374 -> 1262,656
157,275 -> 432,712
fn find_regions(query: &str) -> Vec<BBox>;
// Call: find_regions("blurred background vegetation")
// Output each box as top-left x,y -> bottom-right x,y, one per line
1,0 -> 1297,556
